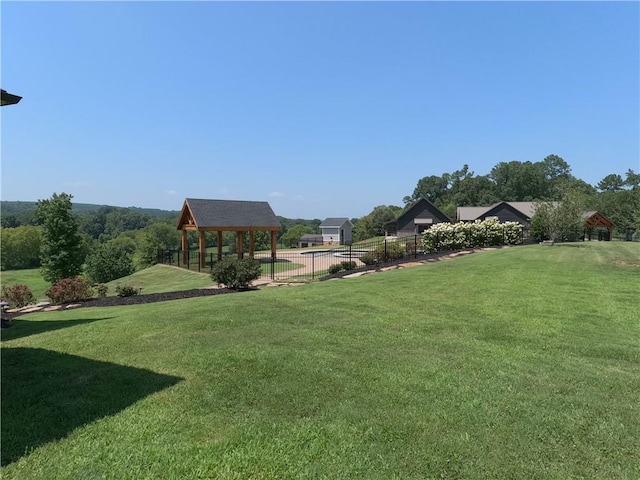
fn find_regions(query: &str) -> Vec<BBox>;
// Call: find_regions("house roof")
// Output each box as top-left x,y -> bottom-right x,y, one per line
177,198 -> 282,230
400,197 -> 452,223
457,201 -> 538,221
299,234 -> 324,242
320,217 -> 352,227
582,211 -> 615,229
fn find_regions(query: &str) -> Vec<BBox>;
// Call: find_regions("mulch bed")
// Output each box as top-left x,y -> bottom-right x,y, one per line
1,287 -> 254,324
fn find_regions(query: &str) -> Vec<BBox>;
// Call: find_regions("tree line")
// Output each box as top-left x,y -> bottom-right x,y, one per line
1,154 -> 638,279
353,155 -> 639,241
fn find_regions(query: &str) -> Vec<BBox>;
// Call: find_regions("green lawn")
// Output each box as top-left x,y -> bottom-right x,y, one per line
2,242 -> 639,479
0,269 -> 50,302
105,264 -> 214,294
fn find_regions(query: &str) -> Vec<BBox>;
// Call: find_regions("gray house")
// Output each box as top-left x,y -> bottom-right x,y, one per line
298,234 -> 324,248
385,198 -> 452,237
319,218 -> 353,245
457,202 -> 537,228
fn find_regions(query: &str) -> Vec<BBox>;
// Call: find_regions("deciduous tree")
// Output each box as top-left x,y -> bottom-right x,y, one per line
85,243 -> 135,283
34,193 -> 85,284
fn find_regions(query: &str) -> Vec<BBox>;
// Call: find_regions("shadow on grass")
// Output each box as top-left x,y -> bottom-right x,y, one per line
1,316 -> 112,342
1,347 -> 183,466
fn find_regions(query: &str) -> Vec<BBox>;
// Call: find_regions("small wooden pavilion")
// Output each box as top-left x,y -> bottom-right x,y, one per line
177,198 -> 282,268
582,211 -> 614,241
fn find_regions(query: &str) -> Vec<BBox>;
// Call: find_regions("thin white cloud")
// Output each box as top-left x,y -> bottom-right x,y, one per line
269,191 -> 285,198
165,190 -> 178,195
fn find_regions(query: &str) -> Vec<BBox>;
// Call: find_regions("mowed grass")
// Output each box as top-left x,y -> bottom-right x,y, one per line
1,242 -> 639,479
105,264 -> 213,294
0,265 -> 215,301
0,269 -> 50,302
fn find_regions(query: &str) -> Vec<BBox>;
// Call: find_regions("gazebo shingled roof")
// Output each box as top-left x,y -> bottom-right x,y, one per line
178,198 -> 282,231
177,198 -> 282,268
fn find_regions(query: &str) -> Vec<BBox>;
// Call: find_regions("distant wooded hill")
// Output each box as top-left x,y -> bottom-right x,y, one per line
0,200 -> 321,232
1,201 -> 179,218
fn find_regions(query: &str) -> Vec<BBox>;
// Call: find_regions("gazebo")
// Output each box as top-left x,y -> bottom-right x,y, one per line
177,198 -> 282,268
582,211 -> 614,241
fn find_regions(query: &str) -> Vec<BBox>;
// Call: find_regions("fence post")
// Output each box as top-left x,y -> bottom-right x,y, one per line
312,252 -> 315,280
414,235 -> 418,258
384,239 -> 387,261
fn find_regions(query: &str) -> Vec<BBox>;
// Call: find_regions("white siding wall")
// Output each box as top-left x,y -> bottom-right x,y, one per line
321,227 -> 340,243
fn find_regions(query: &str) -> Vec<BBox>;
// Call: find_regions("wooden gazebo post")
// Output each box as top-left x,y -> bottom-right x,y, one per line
217,231 -> 223,261
271,230 -> 278,262
236,231 -> 244,260
182,230 -> 188,264
199,231 -> 206,269
248,231 -> 255,257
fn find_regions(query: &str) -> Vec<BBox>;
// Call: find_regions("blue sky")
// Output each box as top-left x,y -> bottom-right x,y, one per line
1,1 -> 638,219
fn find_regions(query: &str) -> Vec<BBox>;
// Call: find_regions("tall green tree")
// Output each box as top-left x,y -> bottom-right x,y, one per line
0,226 -> 42,270
137,222 -> 182,267
353,205 -> 402,241
530,190 -> 586,242
34,193 -> 85,283
280,224 -> 314,248
490,160 -> 548,201
85,243 -> 135,283
597,174 -> 625,192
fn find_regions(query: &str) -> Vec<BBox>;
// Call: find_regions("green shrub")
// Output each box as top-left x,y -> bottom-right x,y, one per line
423,220 -> 523,253
45,277 -> 94,304
359,253 -> 377,265
95,284 -> 108,297
340,261 -> 357,271
371,241 -> 405,263
328,264 -> 342,274
211,257 -> 262,290
1,284 -> 36,308
85,243 -> 135,283
115,284 -> 140,297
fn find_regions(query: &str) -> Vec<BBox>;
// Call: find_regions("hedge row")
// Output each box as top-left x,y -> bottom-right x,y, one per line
423,220 -> 523,253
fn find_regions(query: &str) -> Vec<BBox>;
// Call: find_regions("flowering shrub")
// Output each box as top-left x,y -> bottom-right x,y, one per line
423,220 -> 523,253
46,277 -> 94,304
1,284 -> 36,308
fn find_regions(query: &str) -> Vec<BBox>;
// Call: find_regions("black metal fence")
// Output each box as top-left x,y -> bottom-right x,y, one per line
158,233 -> 526,282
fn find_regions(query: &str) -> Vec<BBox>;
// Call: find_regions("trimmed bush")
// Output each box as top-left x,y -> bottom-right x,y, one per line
328,264 -> 342,274
95,284 -> 109,297
115,284 -> 140,297
1,284 -> 36,308
45,277 -> 94,304
340,261 -> 357,271
359,253 -> 377,266
371,241 -> 405,263
211,257 -> 262,290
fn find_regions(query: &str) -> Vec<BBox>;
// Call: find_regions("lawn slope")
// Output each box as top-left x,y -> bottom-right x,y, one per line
2,242 -> 639,479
